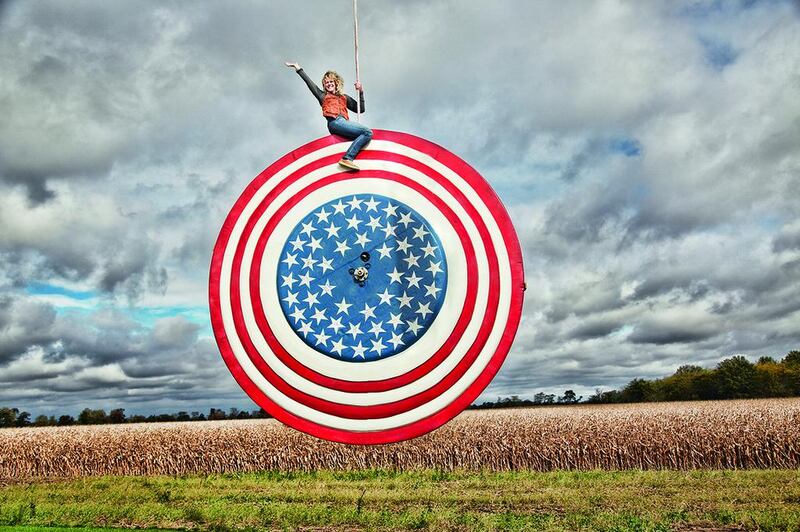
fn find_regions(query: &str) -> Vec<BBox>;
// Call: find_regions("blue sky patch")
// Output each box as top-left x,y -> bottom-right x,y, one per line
610,138 -> 642,157
700,37 -> 739,70
27,282 -> 97,300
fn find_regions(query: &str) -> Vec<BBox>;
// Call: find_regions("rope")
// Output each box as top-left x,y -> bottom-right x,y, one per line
353,0 -> 361,122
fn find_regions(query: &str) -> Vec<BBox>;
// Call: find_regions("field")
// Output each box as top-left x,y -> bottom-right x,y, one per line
1,399 -> 799,530
2,399 -> 799,479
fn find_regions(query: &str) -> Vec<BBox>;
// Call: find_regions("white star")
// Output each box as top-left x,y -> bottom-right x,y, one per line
406,318 -> 423,336
364,196 -> 380,212
368,320 -> 386,337
397,291 -> 414,308
315,208 -> 332,223
388,312 -> 403,329
298,272 -> 314,288
328,316 -> 345,333
307,236 -> 323,253
377,288 -> 394,305
335,298 -> 352,315
313,329 -> 330,347
318,257 -> 334,274
335,239 -> 351,256
332,200 -> 347,215
345,214 -> 362,230
426,260 -> 443,276
282,290 -> 300,307
298,321 -> 314,335
395,237 -> 412,254
359,303 -> 377,321
369,337 -> 387,355
403,253 -> 421,268
416,302 -> 432,319
421,242 -> 438,258
300,220 -> 316,237
366,215 -> 382,231
346,322 -> 363,340
412,225 -> 430,241
282,253 -> 299,267
319,279 -> 336,297
281,273 -> 297,289
424,282 -> 442,299
289,236 -> 306,252
301,255 -> 317,270
397,211 -> 413,228
330,338 -> 346,356
387,268 -> 403,284
324,223 -> 341,239
311,307 -> 327,324
383,203 -> 399,217
354,232 -> 371,248
302,291 -> 320,307
405,271 -> 423,288
376,243 -> 392,259
346,196 -> 363,211
351,341 -> 367,359
381,222 -> 397,238
289,307 -> 306,322
388,332 -> 405,349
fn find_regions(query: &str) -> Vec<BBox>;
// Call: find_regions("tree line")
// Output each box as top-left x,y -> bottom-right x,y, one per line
2,350 -> 797,426
0,407 -> 271,428
586,350 -> 800,404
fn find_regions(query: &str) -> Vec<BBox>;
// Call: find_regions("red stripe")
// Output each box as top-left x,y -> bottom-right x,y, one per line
228,169 -> 492,419
209,130 -> 524,442
226,154 -> 479,392
249,170 -> 477,391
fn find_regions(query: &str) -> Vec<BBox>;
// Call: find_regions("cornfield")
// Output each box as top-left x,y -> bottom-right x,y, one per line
1,399 -> 798,481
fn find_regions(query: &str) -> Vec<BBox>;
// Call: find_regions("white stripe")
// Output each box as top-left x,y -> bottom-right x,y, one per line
216,139 -> 512,430
241,176 -> 481,405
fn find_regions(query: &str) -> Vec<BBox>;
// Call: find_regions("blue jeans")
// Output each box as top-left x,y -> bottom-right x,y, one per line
327,116 -> 373,161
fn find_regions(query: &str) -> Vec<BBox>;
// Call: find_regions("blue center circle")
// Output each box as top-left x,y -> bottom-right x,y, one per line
276,194 -> 448,362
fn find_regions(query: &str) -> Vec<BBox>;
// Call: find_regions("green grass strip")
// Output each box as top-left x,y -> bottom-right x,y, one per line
1,469 -> 798,531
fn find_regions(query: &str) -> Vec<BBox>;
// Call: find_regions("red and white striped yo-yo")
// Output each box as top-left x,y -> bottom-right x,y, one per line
209,131 -> 525,444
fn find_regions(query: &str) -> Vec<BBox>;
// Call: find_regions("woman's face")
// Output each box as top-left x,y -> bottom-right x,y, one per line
323,77 -> 337,94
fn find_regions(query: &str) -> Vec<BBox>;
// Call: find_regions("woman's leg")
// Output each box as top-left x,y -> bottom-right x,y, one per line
327,116 -> 373,160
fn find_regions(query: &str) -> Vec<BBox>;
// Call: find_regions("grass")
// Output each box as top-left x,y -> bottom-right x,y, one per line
0,469 -> 798,531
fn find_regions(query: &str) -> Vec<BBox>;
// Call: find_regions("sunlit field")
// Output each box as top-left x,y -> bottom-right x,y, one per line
2,399 -> 798,480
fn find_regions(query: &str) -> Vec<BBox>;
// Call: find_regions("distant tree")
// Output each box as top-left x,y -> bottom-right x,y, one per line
78,408 -> 108,425
714,356 -> 757,399
15,411 -> 31,427
783,350 -> 800,368
33,415 -> 52,427
57,415 -> 75,426
559,390 -> 582,404
0,407 -> 18,428
619,378 -> 656,403
252,408 -> 271,419
109,409 -> 126,424
176,411 -> 191,422
208,408 -> 227,420
757,356 -> 777,365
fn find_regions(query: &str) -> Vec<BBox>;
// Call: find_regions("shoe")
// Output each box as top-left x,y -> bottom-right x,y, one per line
338,159 -> 360,171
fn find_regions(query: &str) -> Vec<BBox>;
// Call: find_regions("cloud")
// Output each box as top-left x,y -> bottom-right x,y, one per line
0,0 -> 798,415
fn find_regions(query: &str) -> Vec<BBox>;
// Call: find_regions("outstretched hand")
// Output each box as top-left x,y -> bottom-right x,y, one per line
284,61 -> 301,71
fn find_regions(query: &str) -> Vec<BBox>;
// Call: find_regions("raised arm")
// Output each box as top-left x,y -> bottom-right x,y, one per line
285,62 -> 323,104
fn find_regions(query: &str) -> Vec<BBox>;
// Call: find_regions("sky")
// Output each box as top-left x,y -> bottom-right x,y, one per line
1,0 -> 799,417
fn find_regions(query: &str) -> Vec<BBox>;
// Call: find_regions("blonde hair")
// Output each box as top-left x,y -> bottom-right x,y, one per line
321,70 -> 345,95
